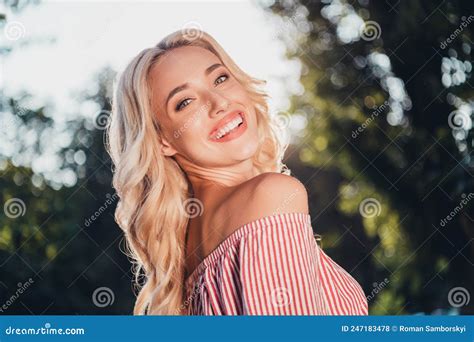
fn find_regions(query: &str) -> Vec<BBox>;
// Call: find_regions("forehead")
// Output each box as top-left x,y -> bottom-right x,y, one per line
149,46 -> 221,99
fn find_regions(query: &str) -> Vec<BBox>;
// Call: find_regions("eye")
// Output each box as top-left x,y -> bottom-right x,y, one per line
176,98 -> 192,111
215,73 -> 229,85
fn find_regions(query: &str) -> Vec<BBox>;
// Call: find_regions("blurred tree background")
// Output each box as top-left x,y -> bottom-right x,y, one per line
267,0 -> 473,314
1,0 -> 473,315
0,0 -> 134,314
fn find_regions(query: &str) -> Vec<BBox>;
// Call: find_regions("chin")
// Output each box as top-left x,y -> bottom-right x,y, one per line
212,138 -> 259,165
236,139 -> 259,158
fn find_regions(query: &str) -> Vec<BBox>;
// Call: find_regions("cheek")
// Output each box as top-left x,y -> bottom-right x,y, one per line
234,85 -> 253,104
169,113 -> 207,147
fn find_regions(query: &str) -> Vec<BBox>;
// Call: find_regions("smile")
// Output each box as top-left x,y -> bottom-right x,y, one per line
209,111 -> 247,142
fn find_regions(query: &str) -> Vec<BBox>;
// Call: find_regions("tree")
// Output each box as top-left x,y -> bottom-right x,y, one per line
267,0 -> 473,314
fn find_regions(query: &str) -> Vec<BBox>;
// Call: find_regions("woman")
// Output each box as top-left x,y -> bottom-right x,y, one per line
106,29 -> 368,316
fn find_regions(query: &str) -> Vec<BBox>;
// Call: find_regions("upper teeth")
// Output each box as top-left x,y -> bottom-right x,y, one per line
213,115 -> 243,139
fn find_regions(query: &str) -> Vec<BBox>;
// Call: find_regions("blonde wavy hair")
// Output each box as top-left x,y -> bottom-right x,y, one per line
106,30 -> 290,315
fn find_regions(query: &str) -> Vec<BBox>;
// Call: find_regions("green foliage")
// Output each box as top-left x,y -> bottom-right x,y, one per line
269,0 -> 473,314
0,70 -> 134,313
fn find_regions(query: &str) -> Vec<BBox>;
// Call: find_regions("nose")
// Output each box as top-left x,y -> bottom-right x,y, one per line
206,90 -> 231,118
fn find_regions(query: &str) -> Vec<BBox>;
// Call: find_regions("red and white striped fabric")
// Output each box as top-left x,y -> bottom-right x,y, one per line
183,212 -> 368,315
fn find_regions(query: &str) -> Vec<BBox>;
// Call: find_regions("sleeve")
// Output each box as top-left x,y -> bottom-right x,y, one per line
238,213 -> 328,315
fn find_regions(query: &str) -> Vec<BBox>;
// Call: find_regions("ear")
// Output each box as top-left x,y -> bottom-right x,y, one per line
159,136 -> 178,157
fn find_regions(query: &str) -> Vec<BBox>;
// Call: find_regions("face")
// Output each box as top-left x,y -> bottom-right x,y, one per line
149,46 -> 259,170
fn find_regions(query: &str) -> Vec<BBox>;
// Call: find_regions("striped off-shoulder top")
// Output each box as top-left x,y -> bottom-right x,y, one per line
182,212 -> 368,315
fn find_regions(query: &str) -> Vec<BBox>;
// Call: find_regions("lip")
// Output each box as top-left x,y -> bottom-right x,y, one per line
208,110 -> 247,142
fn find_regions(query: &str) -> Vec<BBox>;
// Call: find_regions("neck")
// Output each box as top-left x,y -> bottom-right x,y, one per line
174,155 -> 258,198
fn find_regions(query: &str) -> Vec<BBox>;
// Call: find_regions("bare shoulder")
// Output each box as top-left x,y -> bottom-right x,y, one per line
250,172 -> 309,215
223,172 -> 309,231
202,172 -> 310,255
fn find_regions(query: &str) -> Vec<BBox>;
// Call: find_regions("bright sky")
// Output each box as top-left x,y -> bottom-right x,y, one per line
3,0 -> 303,122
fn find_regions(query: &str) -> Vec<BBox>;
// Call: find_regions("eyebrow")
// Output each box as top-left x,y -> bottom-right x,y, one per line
165,63 -> 224,108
